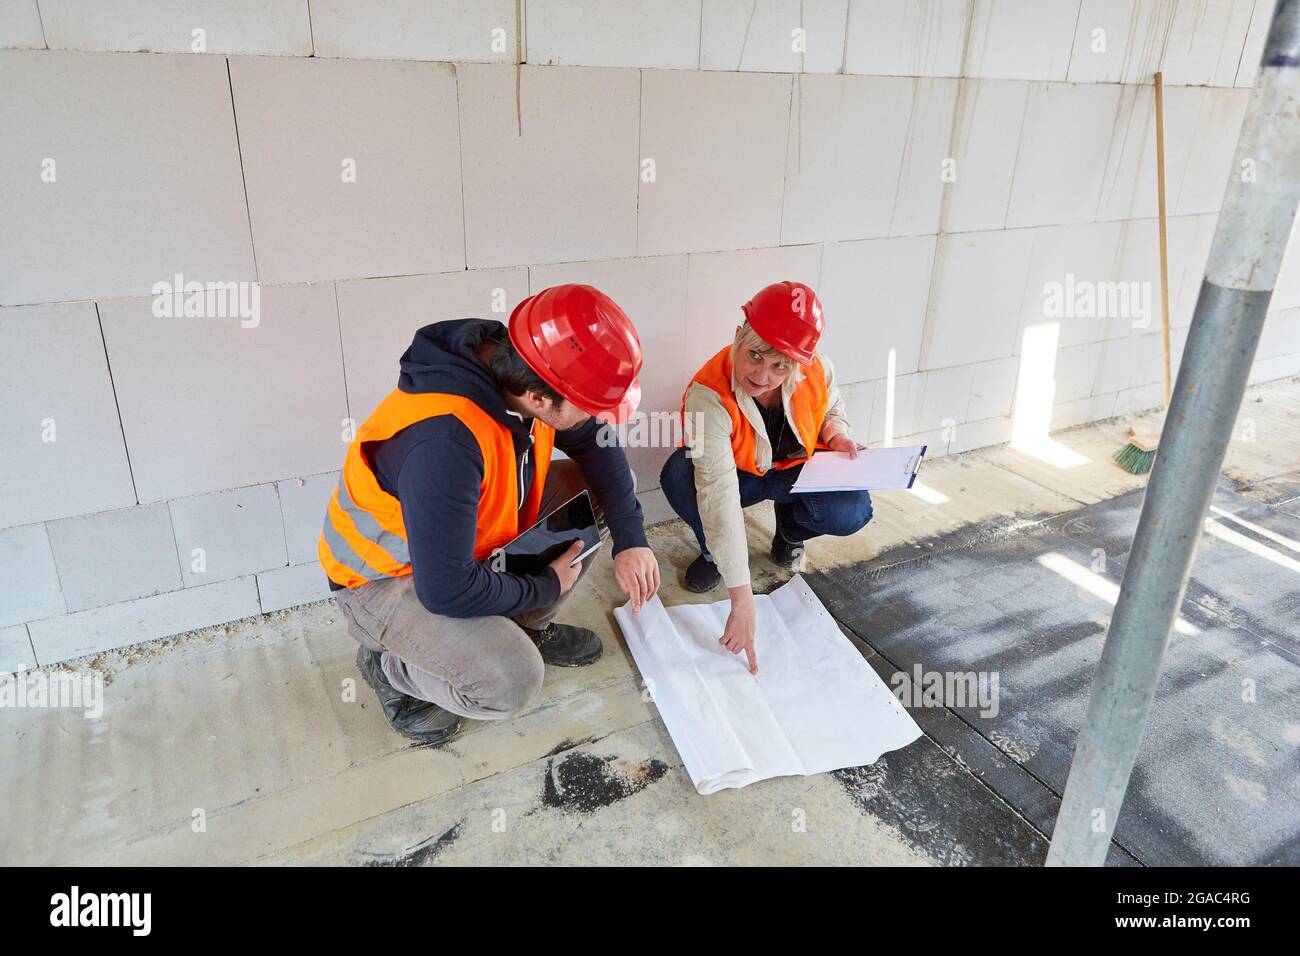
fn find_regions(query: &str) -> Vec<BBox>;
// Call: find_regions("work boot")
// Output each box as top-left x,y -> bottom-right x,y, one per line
355,646 -> 462,745
769,527 -> 806,571
684,552 -> 722,592
520,622 -> 603,667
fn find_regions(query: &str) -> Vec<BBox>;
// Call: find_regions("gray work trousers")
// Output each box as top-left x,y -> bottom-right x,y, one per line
334,460 -> 598,720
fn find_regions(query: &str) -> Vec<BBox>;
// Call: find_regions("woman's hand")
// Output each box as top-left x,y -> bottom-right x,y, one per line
824,429 -> 866,460
721,585 -> 758,675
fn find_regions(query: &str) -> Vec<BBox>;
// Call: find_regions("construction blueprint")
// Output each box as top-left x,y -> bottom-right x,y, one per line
614,575 -> 922,795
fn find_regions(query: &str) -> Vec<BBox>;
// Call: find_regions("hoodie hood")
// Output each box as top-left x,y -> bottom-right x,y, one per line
397,318 -> 521,431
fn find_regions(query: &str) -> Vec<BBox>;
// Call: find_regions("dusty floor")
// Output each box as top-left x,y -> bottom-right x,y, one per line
3,379 -> 1298,866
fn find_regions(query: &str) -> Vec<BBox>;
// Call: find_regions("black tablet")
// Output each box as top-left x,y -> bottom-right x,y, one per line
491,490 -> 601,576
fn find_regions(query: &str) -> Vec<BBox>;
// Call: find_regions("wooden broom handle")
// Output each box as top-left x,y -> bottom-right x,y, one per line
1155,71 -> 1172,410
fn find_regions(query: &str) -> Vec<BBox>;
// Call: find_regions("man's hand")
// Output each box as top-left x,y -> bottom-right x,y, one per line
825,429 -> 866,460
614,546 -> 660,614
720,585 -> 758,675
548,540 -> 585,595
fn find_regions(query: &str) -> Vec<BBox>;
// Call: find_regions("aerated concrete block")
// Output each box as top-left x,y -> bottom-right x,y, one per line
0,0 -> 44,49
257,562 -> 332,614
459,64 -> 640,268
309,0 -> 517,62
276,472 -> 339,566
169,483 -> 288,586
0,50 -> 254,305
229,55 -> 465,284
0,302 -> 136,527
98,283 -> 349,502
38,0 -> 313,55
335,268 -> 528,418
0,624 -> 36,674
527,0 -> 701,68
46,503 -> 182,612
638,69 -> 791,257
27,575 -> 261,664
0,523 -> 65,627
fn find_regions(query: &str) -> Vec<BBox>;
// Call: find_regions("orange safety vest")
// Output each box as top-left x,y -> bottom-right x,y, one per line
684,346 -> 829,476
318,389 -> 555,589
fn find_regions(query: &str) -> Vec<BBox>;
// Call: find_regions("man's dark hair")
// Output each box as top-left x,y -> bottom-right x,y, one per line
487,335 -> 564,406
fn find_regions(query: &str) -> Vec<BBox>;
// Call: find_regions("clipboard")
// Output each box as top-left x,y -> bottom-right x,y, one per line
789,444 -> 928,493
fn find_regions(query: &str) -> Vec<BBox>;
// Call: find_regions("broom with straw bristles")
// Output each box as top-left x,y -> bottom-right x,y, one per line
1114,71 -> 1173,476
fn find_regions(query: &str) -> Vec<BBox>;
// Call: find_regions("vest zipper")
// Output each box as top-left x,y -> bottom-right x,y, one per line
519,447 -> 528,509
519,421 -> 536,510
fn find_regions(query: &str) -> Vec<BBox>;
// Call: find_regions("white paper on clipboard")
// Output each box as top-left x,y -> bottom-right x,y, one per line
790,444 -> 927,493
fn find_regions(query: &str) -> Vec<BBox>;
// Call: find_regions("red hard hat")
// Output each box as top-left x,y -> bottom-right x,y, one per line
741,281 -> 824,366
507,284 -> 643,423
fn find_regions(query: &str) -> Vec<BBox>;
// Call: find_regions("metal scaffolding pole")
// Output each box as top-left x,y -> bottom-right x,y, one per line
1047,0 -> 1300,866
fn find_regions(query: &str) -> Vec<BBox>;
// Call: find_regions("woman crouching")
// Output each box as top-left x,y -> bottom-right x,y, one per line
659,281 -> 873,674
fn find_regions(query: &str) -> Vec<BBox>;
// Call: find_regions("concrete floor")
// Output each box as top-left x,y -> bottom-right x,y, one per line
3,378 -> 1298,866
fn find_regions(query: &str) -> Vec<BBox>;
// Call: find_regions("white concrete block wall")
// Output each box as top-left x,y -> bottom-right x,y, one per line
1176,89 -> 1251,214
308,0 -> 518,63
276,473 -> 339,565
844,0 -> 968,77
923,229 -> 1035,369
639,69 -> 792,255
168,484 -> 288,586
461,63 -> 640,267
700,0 -> 849,73
0,50 -> 256,305
3,0 -> 1299,666
336,268 -> 529,415
890,78 -> 959,236
781,74 -> 913,243
257,562 -> 332,613
0,625 -> 37,675
27,577 -> 262,664
818,235 -> 935,381
0,524 -> 64,627
38,0 -> 313,55
46,503 -> 182,611
964,0 -> 1080,82
231,56 -> 466,284
941,78 -> 1027,233
1235,0 -> 1275,89
98,283 -> 349,502
528,0 -> 701,69
1006,83 -> 1122,228
1159,0 -> 1256,88
0,0 -> 42,48
966,357 -> 1018,420
1014,220 -> 1125,350
0,303 -> 135,526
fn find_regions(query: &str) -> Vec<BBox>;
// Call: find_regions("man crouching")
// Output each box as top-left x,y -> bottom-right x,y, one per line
320,285 -> 660,744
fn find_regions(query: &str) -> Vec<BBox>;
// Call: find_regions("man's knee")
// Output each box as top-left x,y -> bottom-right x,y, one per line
543,457 -> 587,502
469,649 -> 545,717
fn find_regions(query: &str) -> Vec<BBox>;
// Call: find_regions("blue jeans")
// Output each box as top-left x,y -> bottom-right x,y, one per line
658,446 -> 874,554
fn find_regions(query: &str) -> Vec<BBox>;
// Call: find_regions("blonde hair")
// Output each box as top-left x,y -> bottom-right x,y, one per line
731,321 -> 805,389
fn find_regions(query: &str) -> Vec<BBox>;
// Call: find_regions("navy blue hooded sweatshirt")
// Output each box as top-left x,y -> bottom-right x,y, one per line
329,318 -> 648,619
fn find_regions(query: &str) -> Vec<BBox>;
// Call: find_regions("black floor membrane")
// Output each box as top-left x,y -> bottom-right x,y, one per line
808,478 -> 1300,866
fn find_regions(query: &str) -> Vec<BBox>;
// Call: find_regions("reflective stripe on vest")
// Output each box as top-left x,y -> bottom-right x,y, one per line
684,346 -> 828,476
318,389 -> 555,589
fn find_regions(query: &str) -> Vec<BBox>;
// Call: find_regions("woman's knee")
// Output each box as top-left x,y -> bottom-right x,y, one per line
658,447 -> 696,509
818,490 -> 874,537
